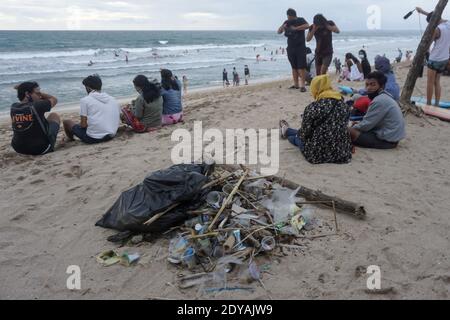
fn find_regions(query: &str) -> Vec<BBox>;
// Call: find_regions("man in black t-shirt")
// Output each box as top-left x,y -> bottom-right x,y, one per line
307,14 -> 340,76
10,82 -> 60,155
278,8 -> 310,92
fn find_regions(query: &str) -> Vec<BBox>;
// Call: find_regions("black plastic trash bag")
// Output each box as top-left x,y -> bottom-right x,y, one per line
95,164 -> 212,233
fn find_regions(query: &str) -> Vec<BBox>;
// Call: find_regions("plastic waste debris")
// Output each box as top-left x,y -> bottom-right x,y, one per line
96,250 -> 121,267
290,214 -> 306,233
261,236 -> 276,251
181,247 -> 197,270
168,235 -> 188,264
244,179 -> 270,199
121,252 -> 140,266
206,191 -> 225,209
261,185 -> 302,223
232,229 -> 247,251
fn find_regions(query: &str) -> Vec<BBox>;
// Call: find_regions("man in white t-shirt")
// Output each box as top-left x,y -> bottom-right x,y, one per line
63,75 -> 120,144
417,7 -> 450,106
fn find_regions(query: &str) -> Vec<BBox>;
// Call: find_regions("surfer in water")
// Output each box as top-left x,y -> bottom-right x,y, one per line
88,60 -> 94,67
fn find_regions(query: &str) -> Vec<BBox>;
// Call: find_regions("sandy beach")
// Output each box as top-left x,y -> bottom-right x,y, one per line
0,63 -> 449,300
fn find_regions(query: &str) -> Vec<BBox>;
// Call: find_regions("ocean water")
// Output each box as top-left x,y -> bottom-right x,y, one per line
0,30 -> 422,112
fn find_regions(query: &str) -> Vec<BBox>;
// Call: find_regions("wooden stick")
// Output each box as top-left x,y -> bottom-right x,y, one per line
219,164 -> 366,219
332,200 -> 339,233
186,232 -> 219,240
208,170 -> 249,231
143,203 -> 179,225
201,171 -> 235,189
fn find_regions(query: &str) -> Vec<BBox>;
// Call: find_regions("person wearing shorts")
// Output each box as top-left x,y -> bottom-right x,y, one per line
10,81 -> 60,155
416,7 -> 450,106
349,71 -> 406,150
278,8 -> 309,92
307,14 -> 340,76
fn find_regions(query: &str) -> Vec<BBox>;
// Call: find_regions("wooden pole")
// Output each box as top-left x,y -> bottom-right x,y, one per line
400,0 -> 449,115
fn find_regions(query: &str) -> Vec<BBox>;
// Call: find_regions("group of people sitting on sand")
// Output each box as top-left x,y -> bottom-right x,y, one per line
9,69 -> 183,156
279,71 -> 406,164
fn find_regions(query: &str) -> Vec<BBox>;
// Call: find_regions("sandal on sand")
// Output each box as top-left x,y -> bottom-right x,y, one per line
279,120 -> 289,139
288,85 -> 300,89
300,87 -> 307,92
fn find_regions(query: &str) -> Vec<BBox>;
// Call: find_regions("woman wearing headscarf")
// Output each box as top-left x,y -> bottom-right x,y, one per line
280,74 -> 352,164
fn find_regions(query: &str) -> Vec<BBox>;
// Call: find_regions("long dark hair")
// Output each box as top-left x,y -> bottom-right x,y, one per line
313,14 -> 328,27
160,69 -> 180,91
345,53 -> 360,64
133,75 -> 161,103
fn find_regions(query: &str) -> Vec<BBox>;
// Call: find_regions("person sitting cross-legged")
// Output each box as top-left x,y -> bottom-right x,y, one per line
349,71 -> 406,149
63,75 -> 120,144
280,74 -> 352,164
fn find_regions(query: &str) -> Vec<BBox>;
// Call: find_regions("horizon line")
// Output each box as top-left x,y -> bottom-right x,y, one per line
0,29 -> 424,32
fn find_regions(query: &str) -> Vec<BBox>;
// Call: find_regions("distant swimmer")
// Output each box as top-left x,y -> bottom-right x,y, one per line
114,50 -> 119,57
88,60 -> 94,67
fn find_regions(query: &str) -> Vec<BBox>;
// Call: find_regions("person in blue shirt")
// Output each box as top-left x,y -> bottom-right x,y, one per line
160,69 -> 183,125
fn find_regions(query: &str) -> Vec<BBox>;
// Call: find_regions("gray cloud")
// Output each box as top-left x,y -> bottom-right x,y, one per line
0,0 -> 448,30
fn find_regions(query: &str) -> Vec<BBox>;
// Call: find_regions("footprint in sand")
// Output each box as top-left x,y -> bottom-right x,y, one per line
30,179 -> 44,185
30,169 -> 42,175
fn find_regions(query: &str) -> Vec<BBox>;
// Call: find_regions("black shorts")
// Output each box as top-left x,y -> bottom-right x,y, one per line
11,120 -> 59,155
287,47 -> 307,70
72,125 -> 113,144
354,131 -> 398,149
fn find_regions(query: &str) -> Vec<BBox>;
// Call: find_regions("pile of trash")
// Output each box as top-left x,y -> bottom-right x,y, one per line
96,164 -> 329,292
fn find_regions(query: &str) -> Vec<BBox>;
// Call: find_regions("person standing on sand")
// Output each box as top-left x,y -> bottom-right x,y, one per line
278,8 -> 310,92
232,67 -> 239,86
333,57 -> 342,75
223,69 -> 230,87
63,75 -> 120,144
182,75 -> 188,95
306,14 -> 340,76
416,6 -> 450,106
358,50 -> 372,79
10,82 -> 60,155
244,65 -> 250,85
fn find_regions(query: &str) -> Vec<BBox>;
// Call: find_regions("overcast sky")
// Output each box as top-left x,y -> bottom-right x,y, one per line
0,0 -> 449,31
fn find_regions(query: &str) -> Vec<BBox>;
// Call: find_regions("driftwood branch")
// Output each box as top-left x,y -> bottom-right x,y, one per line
219,164 -> 366,219
279,178 -> 366,219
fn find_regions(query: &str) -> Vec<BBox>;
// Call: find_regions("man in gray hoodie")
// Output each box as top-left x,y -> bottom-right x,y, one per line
63,75 -> 120,144
349,71 -> 406,149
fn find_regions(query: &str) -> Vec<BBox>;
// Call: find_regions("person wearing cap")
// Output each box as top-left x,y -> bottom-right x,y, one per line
63,74 -> 120,144
416,7 -> 450,106
160,69 -> 183,125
